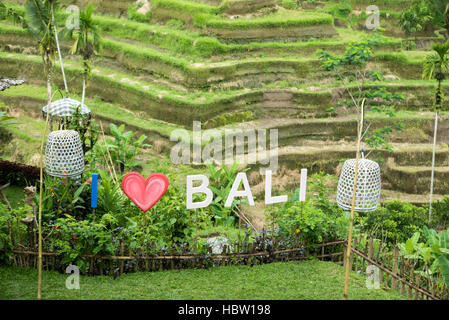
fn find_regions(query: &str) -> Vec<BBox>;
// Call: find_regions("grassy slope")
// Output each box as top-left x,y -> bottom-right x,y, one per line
0,260 -> 408,300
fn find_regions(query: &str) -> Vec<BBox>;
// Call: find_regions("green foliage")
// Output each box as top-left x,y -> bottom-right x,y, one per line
399,226 -> 449,289
36,176 -> 91,221
23,0 -> 58,59
399,1 -> 433,38
48,219 -> 118,272
423,0 -> 449,33
0,2 -> 27,27
96,169 -> 126,216
324,1 -> 352,21
0,203 -> 12,252
318,38 -> 404,154
145,175 -> 210,247
432,196 -> 449,230
165,18 -> 185,30
266,199 -> 349,248
95,123 -> 151,174
204,111 -> 253,128
423,41 -> 449,109
267,172 -> 348,248
64,3 -> 102,61
281,0 -> 298,10
127,3 -> 150,23
207,161 -> 245,227
66,107 -> 99,154
422,42 -> 449,81
317,40 -> 375,71
358,200 -> 428,244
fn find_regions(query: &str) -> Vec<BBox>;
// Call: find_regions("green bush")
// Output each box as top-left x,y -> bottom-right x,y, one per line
432,197 -> 449,230
358,200 -> 428,244
324,1 -> 352,20
266,200 -> 349,248
281,0 -> 298,10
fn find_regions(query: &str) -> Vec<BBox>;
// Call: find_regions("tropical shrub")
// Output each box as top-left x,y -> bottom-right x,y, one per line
94,123 -> 151,174
432,197 -> 449,230
399,226 -> 449,290
266,199 -> 349,249
35,176 -> 91,221
207,162 -> 246,228
358,200 -> 428,244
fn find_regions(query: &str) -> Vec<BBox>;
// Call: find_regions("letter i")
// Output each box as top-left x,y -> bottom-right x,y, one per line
299,169 -> 307,202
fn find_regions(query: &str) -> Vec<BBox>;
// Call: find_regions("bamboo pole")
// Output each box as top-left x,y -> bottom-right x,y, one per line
37,51 -> 53,301
343,99 -> 365,300
429,110 -> 438,222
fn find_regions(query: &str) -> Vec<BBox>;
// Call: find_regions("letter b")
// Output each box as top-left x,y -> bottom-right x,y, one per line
186,175 -> 213,209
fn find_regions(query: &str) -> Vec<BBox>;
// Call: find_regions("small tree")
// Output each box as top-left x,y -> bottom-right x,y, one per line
317,37 -> 404,158
63,4 -> 102,106
399,1 -> 433,47
423,41 -> 449,221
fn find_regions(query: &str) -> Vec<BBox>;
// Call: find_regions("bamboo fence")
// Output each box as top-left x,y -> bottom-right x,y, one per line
333,235 -> 448,300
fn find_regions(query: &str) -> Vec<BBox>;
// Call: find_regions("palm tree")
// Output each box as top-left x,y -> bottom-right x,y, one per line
24,0 -> 60,300
64,4 -> 101,106
423,41 -> 449,222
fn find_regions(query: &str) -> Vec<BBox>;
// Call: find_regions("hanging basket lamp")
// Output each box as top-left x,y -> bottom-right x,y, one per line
42,97 -> 91,119
45,130 -> 85,178
336,158 -> 381,213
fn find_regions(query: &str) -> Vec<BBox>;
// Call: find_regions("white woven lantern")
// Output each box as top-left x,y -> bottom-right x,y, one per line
45,130 -> 85,178
42,98 -> 91,118
337,158 -> 381,213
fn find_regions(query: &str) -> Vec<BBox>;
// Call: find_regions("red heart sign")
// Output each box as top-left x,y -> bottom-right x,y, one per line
121,172 -> 169,212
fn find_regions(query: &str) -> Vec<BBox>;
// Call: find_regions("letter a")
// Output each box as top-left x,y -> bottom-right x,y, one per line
225,172 -> 254,207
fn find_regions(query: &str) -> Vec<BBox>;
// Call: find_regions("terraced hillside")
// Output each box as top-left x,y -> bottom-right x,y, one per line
1,0 -> 449,206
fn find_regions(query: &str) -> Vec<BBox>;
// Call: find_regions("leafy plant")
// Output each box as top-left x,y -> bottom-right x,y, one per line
399,1 -> 433,43
207,161 -> 246,227
358,201 -> 427,244
317,38 -> 404,158
399,226 -> 449,290
63,3 -> 102,106
96,123 -> 151,174
67,106 -> 99,154
35,176 -> 90,221
266,199 -> 349,249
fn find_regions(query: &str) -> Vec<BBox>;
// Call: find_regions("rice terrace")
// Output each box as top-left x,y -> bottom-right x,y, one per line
0,0 -> 449,303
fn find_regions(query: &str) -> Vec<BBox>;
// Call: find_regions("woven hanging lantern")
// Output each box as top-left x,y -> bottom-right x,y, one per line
336,158 -> 381,213
42,97 -> 91,119
45,130 -> 85,178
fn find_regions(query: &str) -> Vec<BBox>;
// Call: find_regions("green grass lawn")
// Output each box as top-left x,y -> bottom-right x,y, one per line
0,260 -> 408,300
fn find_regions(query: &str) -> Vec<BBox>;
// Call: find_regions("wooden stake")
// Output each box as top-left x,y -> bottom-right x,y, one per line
142,212 -> 146,263
343,99 -> 366,300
